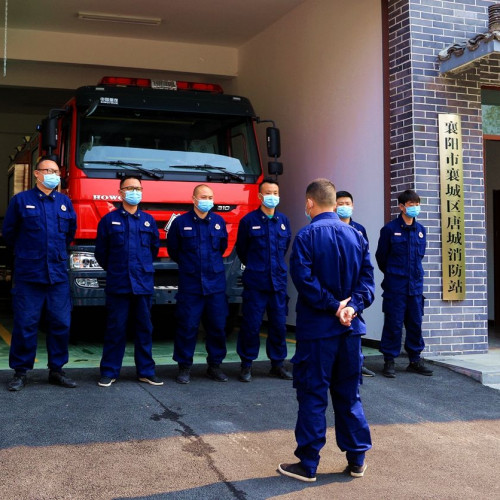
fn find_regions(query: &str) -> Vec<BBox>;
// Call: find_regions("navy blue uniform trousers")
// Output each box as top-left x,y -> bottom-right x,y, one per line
10,281 -> 71,373
237,288 -> 287,367
292,333 -> 371,476
380,293 -> 425,362
100,294 -> 156,378
173,291 -> 228,367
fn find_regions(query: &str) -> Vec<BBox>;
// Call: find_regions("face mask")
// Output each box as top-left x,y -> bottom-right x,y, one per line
123,190 -> 142,206
305,210 -> 312,222
336,205 -> 353,219
405,205 -> 421,218
196,199 -> 214,213
42,173 -> 60,190
262,194 -> 280,209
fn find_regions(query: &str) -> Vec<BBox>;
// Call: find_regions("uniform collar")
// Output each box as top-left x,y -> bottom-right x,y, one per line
34,185 -> 56,200
311,211 -> 338,222
397,213 -> 415,229
120,205 -> 141,218
190,208 -> 211,223
259,207 -> 278,221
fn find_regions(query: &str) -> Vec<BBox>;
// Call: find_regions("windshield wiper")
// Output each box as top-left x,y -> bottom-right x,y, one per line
170,164 -> 245,182
83,160 -> 164,179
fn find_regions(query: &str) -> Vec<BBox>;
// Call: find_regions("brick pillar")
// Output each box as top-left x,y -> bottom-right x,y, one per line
387,0 -> 490,354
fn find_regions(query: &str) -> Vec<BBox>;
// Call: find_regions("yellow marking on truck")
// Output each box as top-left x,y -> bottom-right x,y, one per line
0,323 -> 11,345
259,332 -> 296,344
0,323 -> 37,362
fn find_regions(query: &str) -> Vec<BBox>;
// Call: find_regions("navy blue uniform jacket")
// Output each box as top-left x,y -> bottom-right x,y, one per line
290,212 -> 375,341
375,214 -> 426,296
236,208 -> 291,292
95,206 -> 160,294
166,209 -> 228,295
2,187 -> 77,284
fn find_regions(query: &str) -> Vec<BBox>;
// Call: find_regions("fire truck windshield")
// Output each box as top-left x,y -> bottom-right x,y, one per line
76,108 -> 261,180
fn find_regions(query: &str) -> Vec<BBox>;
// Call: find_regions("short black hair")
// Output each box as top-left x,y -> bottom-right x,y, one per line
36,156 -> 59,168
398,189 -> 420,205
259,177 -> 279,192
336,190 -> 353,201
119,175 -> 142,189
306,178 -> 336,206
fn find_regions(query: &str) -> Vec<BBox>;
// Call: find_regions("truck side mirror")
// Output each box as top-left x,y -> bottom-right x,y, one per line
268,161 -> 283,176
40,117 -> 58,151
266,127 -> 281,158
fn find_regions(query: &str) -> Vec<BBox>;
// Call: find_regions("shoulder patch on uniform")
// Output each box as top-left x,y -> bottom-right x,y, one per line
419,232 -> 424,238
281,224 -> 286,230
61,205 -> 67,211
144,221 -> 150,227
215,224 -> 221,230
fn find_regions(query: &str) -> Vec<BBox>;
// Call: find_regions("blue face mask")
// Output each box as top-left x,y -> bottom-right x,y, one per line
336,205 -> 353,219
405,205 -> 421,218
42,173 -> 60,190
196,199 -> 214,213
123,190 -> 142,206
262,194 -> 280,209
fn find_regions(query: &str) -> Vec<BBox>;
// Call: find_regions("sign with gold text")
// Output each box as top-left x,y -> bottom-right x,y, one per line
439,113 -> 465,300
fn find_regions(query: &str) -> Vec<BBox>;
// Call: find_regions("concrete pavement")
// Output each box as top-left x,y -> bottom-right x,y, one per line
1,356 -> 499,500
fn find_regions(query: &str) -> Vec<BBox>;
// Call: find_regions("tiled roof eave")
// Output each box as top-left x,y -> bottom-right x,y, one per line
439,32 -> 500,75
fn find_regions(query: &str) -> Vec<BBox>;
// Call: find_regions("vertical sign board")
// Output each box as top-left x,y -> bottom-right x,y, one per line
438,114 -> 466,300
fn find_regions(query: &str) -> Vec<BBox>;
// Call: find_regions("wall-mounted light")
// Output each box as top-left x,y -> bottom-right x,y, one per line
77,11 -> 161,26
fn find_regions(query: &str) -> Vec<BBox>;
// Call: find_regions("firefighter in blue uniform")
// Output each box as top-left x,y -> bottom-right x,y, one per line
375,189 -> 433,378
3,158 -> 77,391
335,190 -> 376,378
167,184 -> 229,384
95,176 -> 162,387
279,179 -> 375,482
236,177 -> 292,382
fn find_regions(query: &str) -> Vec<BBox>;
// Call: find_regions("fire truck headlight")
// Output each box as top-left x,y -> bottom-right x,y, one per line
69,252 -> 102,270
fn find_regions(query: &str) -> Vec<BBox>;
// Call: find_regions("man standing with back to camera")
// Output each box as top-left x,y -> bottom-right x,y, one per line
3,157 -> 77,391
279,179 -> 375,482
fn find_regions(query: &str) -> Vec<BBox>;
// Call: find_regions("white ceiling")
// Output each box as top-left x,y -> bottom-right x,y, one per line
8,0 -> 306,47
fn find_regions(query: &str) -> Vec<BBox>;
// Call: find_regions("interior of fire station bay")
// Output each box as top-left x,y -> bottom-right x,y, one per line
0,0 -> 499,370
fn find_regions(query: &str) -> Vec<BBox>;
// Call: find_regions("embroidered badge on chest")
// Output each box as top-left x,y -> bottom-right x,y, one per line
61,205 -> 67,212
145,221 -> 150,227
281,224 -> 286,230
215,224 -> 221,230
419,232 -> 424,238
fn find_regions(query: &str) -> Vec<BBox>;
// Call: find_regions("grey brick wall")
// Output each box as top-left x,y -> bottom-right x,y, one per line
388,0 -> 494,355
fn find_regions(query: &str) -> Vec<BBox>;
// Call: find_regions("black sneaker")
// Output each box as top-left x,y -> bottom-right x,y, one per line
138,375 -> 164,386
347,463 -> 367,478
8,372 -> 26,392
98,376 -> 116,387
407,359 -> 433,376
278,462 -> 316,482
269,365 -> 293,380
207,365 -> 228,382
176,367 -> 191,384
49,371 -> 77,388
362,366 -> 376,377
382,360 -> 396,378
239,367 -> 252,382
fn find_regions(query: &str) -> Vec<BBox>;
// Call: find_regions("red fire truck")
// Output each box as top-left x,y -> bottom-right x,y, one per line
4,77 -> 282,315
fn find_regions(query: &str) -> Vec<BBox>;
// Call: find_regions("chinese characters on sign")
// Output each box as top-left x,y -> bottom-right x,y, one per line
439,114 -> 465,300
